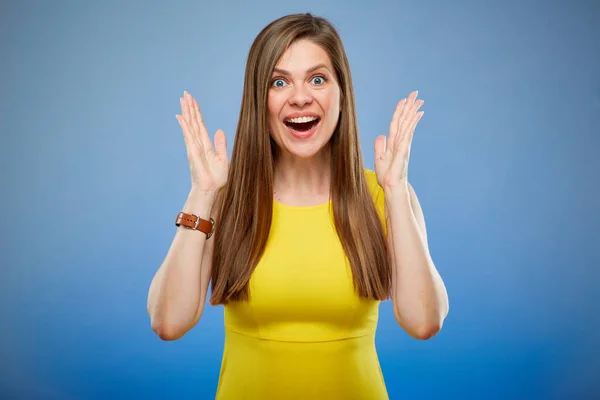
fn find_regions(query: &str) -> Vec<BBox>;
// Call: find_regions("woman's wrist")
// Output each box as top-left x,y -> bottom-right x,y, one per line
183,187 -> 217,218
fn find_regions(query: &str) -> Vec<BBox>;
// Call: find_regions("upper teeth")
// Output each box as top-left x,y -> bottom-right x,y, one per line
286,116 -> 318,123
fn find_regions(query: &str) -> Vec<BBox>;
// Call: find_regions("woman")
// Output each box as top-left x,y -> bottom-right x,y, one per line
148,13 -> 449,400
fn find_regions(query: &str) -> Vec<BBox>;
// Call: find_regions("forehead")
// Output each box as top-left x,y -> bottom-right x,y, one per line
274,39 -> 334,73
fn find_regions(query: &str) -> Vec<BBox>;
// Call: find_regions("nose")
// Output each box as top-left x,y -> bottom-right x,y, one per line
288,83 -> 313,107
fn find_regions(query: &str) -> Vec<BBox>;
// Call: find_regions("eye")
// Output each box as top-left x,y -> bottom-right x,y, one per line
272,78 -> 287,88
311,75 -> 327,85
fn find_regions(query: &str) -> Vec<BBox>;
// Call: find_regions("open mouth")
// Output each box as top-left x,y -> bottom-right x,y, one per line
284,117 -> 321,132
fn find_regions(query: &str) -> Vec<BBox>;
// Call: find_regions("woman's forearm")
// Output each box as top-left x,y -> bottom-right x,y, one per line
385,185 -> 448,339
147,188 -> 216,340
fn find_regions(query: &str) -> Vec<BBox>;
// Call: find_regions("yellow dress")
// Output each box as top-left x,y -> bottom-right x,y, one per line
215,169 -> 389,400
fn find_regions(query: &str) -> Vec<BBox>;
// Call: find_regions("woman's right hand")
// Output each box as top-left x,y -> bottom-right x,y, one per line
176,91 -> 229,193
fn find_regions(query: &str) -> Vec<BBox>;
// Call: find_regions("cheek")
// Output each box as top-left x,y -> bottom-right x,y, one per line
267,95 -> 277,118
323,89 -> 341,124
267,95 -> 281,130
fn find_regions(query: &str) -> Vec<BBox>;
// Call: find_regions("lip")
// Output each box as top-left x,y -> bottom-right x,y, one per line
282,111 -> 321,122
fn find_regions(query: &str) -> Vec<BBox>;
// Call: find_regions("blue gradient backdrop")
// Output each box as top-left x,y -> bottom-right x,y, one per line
2,0 -> 599,399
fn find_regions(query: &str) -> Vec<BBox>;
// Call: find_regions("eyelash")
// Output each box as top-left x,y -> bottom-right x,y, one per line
271,74 -> 328,87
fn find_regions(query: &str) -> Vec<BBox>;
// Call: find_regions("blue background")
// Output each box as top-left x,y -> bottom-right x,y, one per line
2,0 -> 599,398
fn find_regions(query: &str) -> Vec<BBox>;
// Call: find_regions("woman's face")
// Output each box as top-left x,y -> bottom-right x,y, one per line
267,39 -> 341,160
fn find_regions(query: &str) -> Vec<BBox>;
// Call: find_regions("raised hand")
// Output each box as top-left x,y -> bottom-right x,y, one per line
176,91 -> 229,193
374,90 -> 424,191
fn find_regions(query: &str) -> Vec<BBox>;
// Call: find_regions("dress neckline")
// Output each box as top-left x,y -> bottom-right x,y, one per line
273,199 -> 331,211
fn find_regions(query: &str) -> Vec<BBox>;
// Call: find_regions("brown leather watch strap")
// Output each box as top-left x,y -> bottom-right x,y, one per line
175,212 -> 215,239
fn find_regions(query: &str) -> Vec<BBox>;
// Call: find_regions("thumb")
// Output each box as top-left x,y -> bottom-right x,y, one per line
374,135 -> 387,160
214,129 -> 228,159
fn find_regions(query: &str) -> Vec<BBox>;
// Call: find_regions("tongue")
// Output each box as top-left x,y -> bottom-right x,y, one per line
288,120 -> 317,132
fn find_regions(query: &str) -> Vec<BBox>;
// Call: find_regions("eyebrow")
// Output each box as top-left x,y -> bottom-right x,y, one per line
272,63 -> 331,76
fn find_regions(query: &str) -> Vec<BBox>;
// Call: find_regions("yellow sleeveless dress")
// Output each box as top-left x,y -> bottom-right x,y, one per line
215,169 -> 389,400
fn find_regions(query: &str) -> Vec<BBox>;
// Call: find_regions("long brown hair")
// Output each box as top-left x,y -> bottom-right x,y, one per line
209,13 -> 391,305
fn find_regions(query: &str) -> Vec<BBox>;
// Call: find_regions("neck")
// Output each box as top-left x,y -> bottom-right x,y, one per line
273,145 -> 332,197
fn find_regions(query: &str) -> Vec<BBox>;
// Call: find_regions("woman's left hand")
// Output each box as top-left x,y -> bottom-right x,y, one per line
374,90 -> 424,191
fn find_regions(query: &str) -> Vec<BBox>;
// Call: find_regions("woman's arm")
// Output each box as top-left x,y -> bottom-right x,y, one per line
386,183 -> 449,340
147,188 -> 217,341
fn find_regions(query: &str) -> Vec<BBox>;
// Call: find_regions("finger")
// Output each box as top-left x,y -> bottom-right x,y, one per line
409,90 -> 418,102
401,99 -> 423,131
374,135 -> 386,160
214,129 -> 228,161
192,96 -> 215,153
405,111 -> 424,149
387,99 -> 405,153
405,90 -> 418,109
177,111 -> 206,161
184,92 -> 203,147
181,92 -> 193,127
176,114 -> 197,155
395,94 -> 416,145
176,114 -> 193,149
400,91 -> 418,122
187,91 -> 201,136
181,95 -> 199,153
412,110 -> 424,131
185,92 -> 214,161
398,99 -> 424,146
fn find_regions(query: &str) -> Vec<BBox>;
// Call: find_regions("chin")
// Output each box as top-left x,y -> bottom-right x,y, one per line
288,146 -> 324,159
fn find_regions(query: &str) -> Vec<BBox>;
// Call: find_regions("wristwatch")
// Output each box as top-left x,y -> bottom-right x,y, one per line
175,212 -> 215,239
